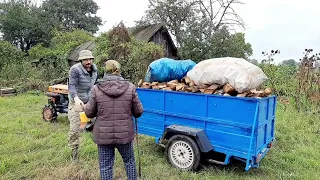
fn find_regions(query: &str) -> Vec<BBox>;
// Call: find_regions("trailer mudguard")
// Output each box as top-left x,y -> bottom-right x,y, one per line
160,124 -> 213,153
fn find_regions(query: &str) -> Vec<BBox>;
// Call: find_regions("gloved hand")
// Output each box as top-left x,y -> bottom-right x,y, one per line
74,96 -> 84,111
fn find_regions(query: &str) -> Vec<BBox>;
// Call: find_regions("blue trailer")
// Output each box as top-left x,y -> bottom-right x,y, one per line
135,88 -> 277,171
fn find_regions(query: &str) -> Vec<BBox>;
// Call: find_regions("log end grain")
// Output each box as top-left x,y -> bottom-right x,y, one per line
223,84 -> 236,95
142,82 -> 151,89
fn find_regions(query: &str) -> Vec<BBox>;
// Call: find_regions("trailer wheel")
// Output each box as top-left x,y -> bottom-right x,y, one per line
165,135 -> 201,171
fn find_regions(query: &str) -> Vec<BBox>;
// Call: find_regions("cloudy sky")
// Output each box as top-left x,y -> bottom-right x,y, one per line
93,0 -> 320,64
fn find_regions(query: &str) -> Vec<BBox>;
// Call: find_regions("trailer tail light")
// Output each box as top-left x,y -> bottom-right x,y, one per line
267,142 -> 273,148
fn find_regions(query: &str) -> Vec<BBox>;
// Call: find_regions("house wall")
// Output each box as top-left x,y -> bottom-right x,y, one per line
150,29 -> 178,58
68,60 -> 79,67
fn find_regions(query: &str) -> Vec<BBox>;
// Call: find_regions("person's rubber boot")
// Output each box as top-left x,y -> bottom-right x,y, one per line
72,148 -> 79,163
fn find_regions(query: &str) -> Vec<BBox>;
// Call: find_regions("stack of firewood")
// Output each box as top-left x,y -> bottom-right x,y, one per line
138,76 -> 273,98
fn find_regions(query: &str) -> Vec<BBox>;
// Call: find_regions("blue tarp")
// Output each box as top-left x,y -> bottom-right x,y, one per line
144,58 -> 196,83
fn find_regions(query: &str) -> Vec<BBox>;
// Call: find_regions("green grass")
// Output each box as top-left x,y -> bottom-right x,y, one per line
0,94 -> 319,180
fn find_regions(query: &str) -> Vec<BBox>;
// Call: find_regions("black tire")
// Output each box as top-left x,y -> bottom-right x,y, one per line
42,105 -> 57,122
165,135 -> 201,171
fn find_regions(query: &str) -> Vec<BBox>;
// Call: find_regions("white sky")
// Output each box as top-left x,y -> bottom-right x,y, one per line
94,0 -> 320,63
11,0 -> 319,63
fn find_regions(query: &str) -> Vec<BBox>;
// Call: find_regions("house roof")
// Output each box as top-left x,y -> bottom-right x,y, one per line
131,23 -> 177,51
131,24 -> 164,42
67,41 -> 95,62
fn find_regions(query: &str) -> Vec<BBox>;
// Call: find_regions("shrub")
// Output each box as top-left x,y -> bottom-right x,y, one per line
260,49 -> 319,114
27,29 -> 94,81
0,29 -> 94,91
94,23 -> 164,84
0,40 -> 25,72
295,49 -> 320,113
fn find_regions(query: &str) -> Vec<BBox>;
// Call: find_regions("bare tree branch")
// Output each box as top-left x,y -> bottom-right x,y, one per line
210,0 -> 214,19
214,0 -> 234,30
198,0 -> 212,19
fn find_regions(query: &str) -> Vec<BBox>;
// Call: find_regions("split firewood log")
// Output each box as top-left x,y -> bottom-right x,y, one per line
255,91 -> 267,97
182,76 -> 191,85
176,83 -> 185,91
151,82 -> 159,86
207,84 -> 219,92
167,83 -> 178,90
152,85 -> 160,90
182,85 -> 191,92
142,82 -> 151,89
190,86 -> 199,93
204,89 -> 215,94
198,84 -> 210,89
189,81 -> 195,87
248,89 -> 267,97
245,91 -> 254,97
199,88 -> 206,93
157,83 -> 167,89
223,84 -> 237,95
168,79 -> 179,84
245,89 -> 258,97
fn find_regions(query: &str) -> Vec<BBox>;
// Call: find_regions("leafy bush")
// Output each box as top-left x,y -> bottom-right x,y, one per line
27,29 -> 94,81
50,29 -> 94,54
29,29 -> 94,58
0,40 -> 25,71
123,40 -> 164,83
0,30 -> 94,91
260,49 -> 319,114
94,23 -> 164,83
295,49 -> 320,113
260,63 -> 298,97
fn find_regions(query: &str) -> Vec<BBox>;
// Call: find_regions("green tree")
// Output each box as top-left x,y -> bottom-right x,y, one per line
280,59 -> 298,67
0,0 -> 53,52
135,0 -> 197,53
0,40 -> 25,71
42,0 -> 102,34
208,26 -> 252,60
28,29 -> 94,81
247,58 -> 259,65
136,0 -> 252,61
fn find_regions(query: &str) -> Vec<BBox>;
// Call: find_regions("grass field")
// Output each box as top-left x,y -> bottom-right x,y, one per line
0,93 -> 320,180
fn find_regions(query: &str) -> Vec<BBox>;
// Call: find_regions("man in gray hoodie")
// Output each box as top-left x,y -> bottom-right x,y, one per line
68,50 -> 98,162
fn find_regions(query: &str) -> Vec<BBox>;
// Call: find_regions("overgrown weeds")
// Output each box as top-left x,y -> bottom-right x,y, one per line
295,49 -> 320,113
260,49 -> 320,114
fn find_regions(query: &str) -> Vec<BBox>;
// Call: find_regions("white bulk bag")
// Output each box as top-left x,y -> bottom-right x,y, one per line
187,57 -> 268,93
